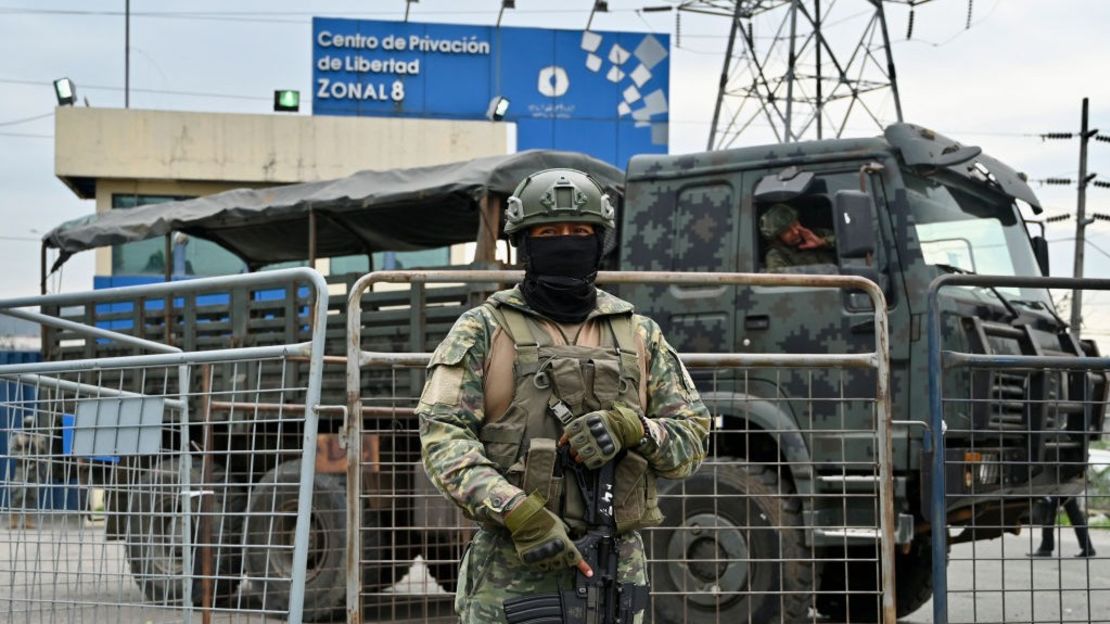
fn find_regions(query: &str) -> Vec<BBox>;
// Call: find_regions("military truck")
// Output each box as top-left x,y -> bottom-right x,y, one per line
617,123 -> 1106,621
33,128 -> 1106,622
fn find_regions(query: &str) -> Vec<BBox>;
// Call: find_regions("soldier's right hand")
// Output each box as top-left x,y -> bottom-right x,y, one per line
504,492 -> 592,576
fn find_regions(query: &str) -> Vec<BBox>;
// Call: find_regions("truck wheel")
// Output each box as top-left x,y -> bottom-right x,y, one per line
816,538 -> 934,621
651,463 -> 814,624
241,466 -> 399,617
125,457 -> 247,605
243,460 -> 346,622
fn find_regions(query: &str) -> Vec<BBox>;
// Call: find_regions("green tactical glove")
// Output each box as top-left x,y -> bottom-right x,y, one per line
504,492 -> 583,571
562,404 -> 644,470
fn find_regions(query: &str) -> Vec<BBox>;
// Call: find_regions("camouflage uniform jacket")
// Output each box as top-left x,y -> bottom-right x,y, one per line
417,286 -> 711,528
765,229 -> 837,271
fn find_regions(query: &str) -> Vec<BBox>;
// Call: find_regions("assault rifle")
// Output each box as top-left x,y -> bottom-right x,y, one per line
503,447 -> 649,624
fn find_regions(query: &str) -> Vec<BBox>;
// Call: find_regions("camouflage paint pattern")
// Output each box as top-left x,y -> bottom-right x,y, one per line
619,124 -> 1062,541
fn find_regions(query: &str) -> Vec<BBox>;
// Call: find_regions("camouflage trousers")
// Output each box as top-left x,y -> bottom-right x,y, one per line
455,528 -> 648,624
8,458 -> 43,511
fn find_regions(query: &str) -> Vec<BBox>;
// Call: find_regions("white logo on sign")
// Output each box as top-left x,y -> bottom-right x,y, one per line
537,66 -> 569,97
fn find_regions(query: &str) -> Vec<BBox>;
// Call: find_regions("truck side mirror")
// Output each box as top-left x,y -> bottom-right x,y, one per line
1031,235 -> 1050,276
833,190 -> 876,259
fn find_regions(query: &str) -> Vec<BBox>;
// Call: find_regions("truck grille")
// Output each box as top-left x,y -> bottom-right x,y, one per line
986,372 -> 1026,431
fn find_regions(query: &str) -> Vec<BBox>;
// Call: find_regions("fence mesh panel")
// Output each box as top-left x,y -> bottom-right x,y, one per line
0,268 -> 329,623
0,356 -> 325,622
939,363 -> 1109,624
928,275 -> 1110,624
347,271 -> 895,624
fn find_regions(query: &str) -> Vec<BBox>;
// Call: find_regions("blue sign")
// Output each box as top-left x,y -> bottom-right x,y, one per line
312,18 -> 670,169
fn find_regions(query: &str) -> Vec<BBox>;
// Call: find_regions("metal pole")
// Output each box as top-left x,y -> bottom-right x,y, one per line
928,277 -> 949,624
164,232 -> 173,344
815,0 -> 823,139
199,364 -> 215,623
707,3 -> 743,150
874,0 -> 903,122
163,233 -> 172,283
1071,97 -> 1092,337
475,193 -> 501,264
784,0 -> 799,142
308,209 -> 318,268
39,242 -> 47,295
125,0 -> 130,108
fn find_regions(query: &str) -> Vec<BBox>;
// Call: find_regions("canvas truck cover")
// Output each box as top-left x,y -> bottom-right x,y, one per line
43,149 -> 624,272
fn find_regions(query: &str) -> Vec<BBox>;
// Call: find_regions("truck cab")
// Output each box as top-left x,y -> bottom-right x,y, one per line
618,123 -> 1107,621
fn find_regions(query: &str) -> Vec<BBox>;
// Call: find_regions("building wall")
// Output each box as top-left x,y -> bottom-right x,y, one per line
53,107 -> 511,276
56,107 -> 510,196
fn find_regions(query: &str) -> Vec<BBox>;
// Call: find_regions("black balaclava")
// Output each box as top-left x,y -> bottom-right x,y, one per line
519,232 -> 604,323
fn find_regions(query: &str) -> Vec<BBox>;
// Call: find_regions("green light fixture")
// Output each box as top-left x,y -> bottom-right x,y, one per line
273,89 -> 300,112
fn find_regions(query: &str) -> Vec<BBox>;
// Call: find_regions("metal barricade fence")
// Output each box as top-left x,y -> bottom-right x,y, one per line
929,275 -> 1110,624
344,270 -> 896,624
0,268 -> 330,623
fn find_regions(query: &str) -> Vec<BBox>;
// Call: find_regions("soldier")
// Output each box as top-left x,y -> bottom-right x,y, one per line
417,168 -> 711,624
759,202 -> 837,271
1027,496 -> 1096,558
8,415 -> 47,529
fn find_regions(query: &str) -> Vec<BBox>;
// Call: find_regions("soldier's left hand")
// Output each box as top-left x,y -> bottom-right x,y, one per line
559,405 -> 644,469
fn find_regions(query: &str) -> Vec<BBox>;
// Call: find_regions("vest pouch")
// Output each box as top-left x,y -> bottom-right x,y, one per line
478,415 -> 527,472
522,438 -> 563,513
613,452 -> 664,534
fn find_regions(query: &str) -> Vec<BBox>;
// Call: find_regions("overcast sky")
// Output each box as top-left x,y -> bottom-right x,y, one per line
1,0 -> 1110,335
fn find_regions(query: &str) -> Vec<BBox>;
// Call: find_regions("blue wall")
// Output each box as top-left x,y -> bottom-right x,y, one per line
312,18 -> 670,170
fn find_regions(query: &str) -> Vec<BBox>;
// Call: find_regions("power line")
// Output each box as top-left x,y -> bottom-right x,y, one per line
0,111 -> 53,127
0,131 -> 51,139
0,6 -> 657,22
1046,237 -> 1110,264
0,77 -> 271,102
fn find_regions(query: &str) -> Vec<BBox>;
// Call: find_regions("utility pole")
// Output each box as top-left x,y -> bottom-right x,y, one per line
1070,97 -> 1097,337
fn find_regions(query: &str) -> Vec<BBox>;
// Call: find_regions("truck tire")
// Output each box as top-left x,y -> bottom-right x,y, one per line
241,464 -> 400,619
651,463 -> 814,624
816,538 -> 934,621
243,460 -> 347,622
125,457 -> 247,605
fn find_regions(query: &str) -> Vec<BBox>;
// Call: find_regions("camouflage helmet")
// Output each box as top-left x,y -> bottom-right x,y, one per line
758,203 -> 799,239
504,168 -> 616,239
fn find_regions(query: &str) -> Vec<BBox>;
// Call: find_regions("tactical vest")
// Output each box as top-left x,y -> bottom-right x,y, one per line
478,302 -> 664,536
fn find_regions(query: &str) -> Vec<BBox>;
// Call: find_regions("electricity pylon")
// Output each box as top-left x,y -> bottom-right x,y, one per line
682,0 -> 930,149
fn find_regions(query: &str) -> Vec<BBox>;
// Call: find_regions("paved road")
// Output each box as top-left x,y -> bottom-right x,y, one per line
903,529 -> 1110,624
6,518 -> 1110,623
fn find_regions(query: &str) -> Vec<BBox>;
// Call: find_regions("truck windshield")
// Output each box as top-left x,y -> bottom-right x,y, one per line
905,171 -> 1048,302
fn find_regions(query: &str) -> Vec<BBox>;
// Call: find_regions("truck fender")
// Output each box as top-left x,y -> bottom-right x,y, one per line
700,389 -> 814,495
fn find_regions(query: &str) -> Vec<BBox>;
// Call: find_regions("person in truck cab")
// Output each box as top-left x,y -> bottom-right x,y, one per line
416,168 -> 711,624
760,202 -> 837,271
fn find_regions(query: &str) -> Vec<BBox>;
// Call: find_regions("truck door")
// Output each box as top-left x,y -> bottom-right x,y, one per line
736,166 -> 907,470
620,176 -> 739,361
